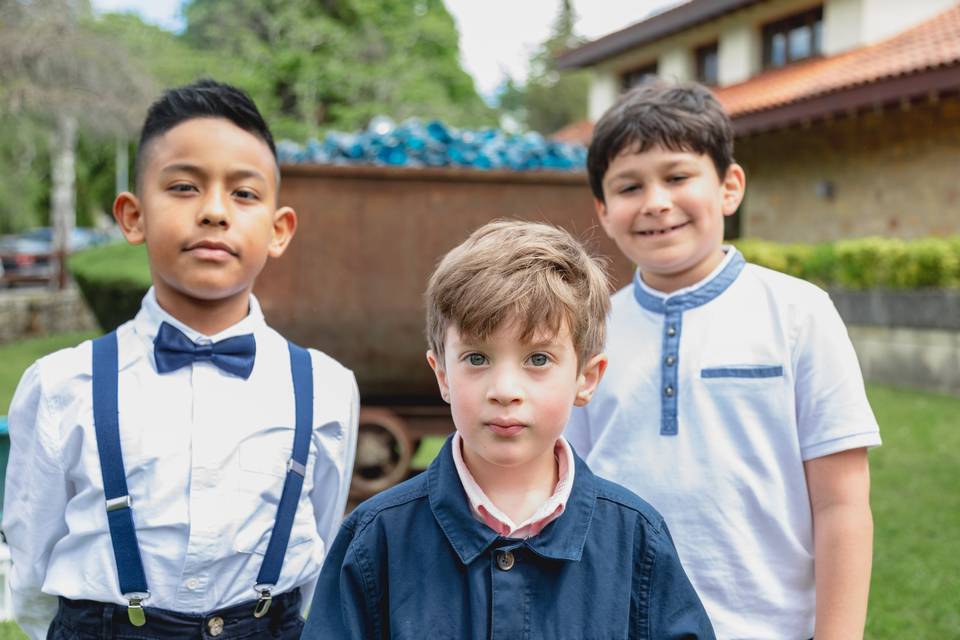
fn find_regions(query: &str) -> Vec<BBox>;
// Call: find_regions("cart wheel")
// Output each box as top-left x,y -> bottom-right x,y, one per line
350,407 -> 414,498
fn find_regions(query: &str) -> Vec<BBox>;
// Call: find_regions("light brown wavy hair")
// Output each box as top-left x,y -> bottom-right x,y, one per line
425,219 -> 611,370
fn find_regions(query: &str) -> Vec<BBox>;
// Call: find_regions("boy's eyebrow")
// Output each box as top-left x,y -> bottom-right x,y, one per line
605,159 -> 698,183
159,163 -> 268,183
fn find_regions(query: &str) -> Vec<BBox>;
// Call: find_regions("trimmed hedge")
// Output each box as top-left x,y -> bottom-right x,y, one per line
735,236 -> 960,289
68,242 -> 151,332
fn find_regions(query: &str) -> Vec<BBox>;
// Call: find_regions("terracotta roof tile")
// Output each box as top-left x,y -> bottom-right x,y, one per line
551,4 -> 960,144
714,4 -> 960,115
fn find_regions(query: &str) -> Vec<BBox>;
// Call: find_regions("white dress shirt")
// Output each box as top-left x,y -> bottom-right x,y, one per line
2,288 -> 359,640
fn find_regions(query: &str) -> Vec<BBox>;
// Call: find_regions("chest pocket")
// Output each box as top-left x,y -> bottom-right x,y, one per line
701,365 -> 783,379
238,425 -> 298,478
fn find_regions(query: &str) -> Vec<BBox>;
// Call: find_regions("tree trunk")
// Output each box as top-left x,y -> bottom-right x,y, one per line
51,113 -> 77,289
115,136 -> 129,195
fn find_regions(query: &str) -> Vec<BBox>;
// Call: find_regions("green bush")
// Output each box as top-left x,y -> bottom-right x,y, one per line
68,242 -> 151,331
735,236 -> 960,289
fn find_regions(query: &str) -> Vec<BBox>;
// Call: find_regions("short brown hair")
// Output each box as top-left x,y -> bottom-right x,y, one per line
425,220 -> 610,369
587,80 -> 735,202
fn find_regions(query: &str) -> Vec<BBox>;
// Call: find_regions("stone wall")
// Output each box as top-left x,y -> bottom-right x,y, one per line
0,287 -> 99,344
829,289 -> 960,396
847,325 -> 960,396
736,95 -> 960,243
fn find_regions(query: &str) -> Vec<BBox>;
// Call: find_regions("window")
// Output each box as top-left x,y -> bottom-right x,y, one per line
621,63 -> 658,90
762,6 -> 823,68
695,42 -> 719,85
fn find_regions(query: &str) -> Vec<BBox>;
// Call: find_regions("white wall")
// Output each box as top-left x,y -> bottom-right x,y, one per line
658,47 -> 695,83
823,0 -> 864,55
718,22 -> 762,85
587,71 -> 620,121
859,0 -> 958,44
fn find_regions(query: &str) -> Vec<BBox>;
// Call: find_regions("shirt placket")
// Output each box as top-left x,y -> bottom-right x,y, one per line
660,303 -> 683,436
174,345 -> 220,609
490,543 -> 527,640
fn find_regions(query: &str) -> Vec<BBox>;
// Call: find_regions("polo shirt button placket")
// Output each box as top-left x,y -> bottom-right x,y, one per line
661,304 -> 682,436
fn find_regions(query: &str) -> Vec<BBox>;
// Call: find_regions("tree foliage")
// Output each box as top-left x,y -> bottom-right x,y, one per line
182,0 -> 495,138
499,0 -> 590,135
0,0 -> 495,233
0,0 -> 154,236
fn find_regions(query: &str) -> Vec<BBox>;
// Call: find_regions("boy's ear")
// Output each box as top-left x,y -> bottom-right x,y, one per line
268,206 -> 298,258
575,352 -> 608,407
425,350 -> 451,404
113,192 -> 145,245
594,198 -> 613,237
721,163 -> 746,217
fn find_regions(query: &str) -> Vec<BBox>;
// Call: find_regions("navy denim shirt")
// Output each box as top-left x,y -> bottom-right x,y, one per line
303,437 -> 714,639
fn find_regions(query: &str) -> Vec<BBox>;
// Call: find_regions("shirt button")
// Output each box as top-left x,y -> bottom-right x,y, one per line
665,355 -> 676,366
496,550 -> 515,571
666,325 -> 677,337
185,577 -> 199,590
664,385 -> 675,397
207,616 -> 224,636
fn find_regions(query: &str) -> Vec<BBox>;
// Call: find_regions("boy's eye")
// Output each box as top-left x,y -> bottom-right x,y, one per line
618,184 -> 638,194
234,188 -> 259,200
169,183 -> 197,193
467,353 -> 487,366
528,353 -> 549,367
667,175 -> 688,183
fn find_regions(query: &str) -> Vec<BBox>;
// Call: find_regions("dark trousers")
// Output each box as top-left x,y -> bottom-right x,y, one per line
47,589 -> 304,639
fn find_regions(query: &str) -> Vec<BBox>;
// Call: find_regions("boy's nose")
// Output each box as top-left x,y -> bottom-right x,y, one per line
198,191 -> 230,227
641,183 -> 672,216
486,367 -> 523,405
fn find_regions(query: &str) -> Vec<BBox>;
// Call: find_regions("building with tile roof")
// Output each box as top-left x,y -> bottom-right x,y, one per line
555,0 -> 960,242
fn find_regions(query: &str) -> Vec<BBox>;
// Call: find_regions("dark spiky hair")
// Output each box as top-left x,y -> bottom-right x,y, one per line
134,79 -> 276,190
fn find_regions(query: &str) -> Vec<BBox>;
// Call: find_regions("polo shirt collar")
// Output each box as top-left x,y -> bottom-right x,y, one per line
632,246 -> 745,314
428,435 -> 598,565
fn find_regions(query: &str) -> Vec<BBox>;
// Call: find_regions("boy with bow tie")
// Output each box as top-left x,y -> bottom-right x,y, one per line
2,80 -> 359,639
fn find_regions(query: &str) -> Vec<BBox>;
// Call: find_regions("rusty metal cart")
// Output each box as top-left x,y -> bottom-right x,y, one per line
255,164 -> 633,498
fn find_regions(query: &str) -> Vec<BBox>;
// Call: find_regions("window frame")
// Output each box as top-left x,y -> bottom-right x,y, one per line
695,41 -> 720,86
761,6 -> 824,69
621,62 -> 659,91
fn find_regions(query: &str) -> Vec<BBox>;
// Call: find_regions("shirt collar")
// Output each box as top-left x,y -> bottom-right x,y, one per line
130,287 -> 266,369
450,432 -> 575,539
632,245 -> 745,314
428,434 -> 597,565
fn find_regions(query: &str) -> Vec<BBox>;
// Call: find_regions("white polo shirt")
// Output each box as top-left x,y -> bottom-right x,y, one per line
566,247 -> 881,639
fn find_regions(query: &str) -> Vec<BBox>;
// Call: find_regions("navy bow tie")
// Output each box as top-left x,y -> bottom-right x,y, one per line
153,321 -> 256,379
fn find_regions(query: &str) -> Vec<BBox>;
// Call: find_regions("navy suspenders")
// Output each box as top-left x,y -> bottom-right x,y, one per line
91,332 -> 314,626
91,333 -> 149,625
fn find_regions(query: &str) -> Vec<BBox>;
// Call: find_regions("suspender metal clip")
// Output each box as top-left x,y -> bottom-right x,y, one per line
253,584 -> 273,618
125,593 -> 149,627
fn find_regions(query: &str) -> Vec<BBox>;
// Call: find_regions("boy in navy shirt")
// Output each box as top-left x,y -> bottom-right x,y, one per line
567,81 -> 881,638
3,80 -> 358,639
303,220 -> 714,639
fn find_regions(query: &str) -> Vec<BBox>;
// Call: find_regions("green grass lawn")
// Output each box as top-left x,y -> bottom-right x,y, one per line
0,334 -> 957,637
0,331 -> 99,414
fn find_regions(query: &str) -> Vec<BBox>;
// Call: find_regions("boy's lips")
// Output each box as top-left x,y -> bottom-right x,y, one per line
635,221 -> 690,236
485,419 -> 526,437
184,239 -> 237,259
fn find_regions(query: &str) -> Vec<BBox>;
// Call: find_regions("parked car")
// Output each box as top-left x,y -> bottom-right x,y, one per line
0,227 -> 117,287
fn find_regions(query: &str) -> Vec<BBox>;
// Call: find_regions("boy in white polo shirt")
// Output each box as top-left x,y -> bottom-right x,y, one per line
3,80 -> 358,639
565,81 -> 881,639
